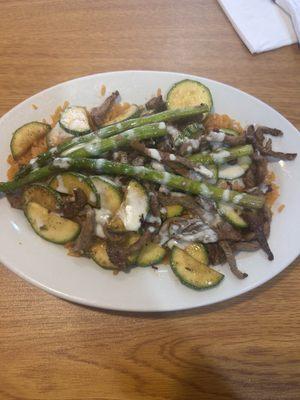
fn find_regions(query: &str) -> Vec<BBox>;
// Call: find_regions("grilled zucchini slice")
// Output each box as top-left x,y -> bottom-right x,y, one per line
171,247 -> 224,290
137,243 -> 166,267
59,106 -> 91,136
50,172 -> 99,207
126,233 -> 141,265
185,243 -> 209,265
90,239 -> 118,270
217,202 -> 248,228
103,104 -> 140,126
10,122 -> 51,159
91,176 -> 122,214
90,234 -> 140,270
23,184 -> 62,211
167,79 -> 213,113
25,201 -> 80,244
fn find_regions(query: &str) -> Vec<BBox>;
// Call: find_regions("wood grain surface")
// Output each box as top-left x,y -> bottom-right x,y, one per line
0,1 -> 299,399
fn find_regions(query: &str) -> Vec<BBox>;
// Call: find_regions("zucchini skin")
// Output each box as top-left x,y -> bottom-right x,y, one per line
217,202 -> 248,228
90,240 -> 119,270
91,176 -> 122,214
59,106 -> 91,136
167,79 -> 213,113
10,122 -> 51,160
23,183 -> 62,211
103,104 -> 140,126
137,243 -> 166,267
49,172 -> 100,208
24,201 -> 80,244
171,247 -> 224,290
185,243 -> 209,265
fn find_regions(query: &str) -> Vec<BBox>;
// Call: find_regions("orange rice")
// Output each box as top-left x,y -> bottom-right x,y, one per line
204,113 -> 243,133
7,136 -> 48,180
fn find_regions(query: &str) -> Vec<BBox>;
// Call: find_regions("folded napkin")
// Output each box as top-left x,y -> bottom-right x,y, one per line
275,0 -> 300,42
218,0 -> 298,53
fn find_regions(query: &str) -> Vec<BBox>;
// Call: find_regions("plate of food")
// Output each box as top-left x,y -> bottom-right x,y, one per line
0,70 -> 299,312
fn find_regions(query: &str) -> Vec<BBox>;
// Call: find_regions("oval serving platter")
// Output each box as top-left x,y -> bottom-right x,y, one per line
0,70 -> 300,312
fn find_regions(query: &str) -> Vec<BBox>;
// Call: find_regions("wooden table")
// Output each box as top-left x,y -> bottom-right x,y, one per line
0,1 -> 299,399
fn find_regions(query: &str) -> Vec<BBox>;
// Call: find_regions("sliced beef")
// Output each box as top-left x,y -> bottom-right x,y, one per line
206,243 -> 226,265
148,190 -> 161,218
73,205 -> 96,254
223,134 -> 246,146
219,240 -> 248,279
262,204 -> 272,238
246,125 -> 297,160
215,221 -> 243,242
233,241 -> 261,252
243,210 -> 274,260
254,155 -> 268,185
145,95 -> 166,112
61,188 -> 87,219
90,91 -> 119,127
243,164 -> 257,189
6,189 -> 24,209
106,240 -> 129,270
243,154 -> 268,189
256,126 -> 283,137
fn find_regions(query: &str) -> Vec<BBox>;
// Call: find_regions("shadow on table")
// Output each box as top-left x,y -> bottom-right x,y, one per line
114,347 -> 239,400
74,256 -> 298,319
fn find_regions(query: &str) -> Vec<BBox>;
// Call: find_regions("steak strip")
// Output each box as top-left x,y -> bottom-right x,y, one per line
246,125 -> 297,160
243,211 -> 274,260
219,240 -> 248,279
61,188 -> 87,218
90,91 -> 119,127
73,205 -> 96,254
145,95 -> 166,112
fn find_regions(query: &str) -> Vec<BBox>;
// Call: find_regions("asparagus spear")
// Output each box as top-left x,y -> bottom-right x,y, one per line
131,141 -> 213,179
61,122 -> 167,158
0,158 -> 264,209
16,106 -> 208,178
95,105 -> 208,139
189,144 -> 253,165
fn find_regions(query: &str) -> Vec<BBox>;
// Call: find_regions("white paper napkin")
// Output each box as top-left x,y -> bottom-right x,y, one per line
275,0 -> 300,42
218,0 -> 298,53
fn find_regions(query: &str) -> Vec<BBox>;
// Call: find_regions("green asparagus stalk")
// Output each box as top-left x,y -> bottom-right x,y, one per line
189,144 -> 253,165
15,132 -> 98,179
61,123 -> 167,158
95,105 -> 208,139
15,106 -> 208,179
0,158 -> 264,209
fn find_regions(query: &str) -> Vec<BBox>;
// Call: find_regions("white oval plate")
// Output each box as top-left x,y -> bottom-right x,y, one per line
0,71 -> 299,312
